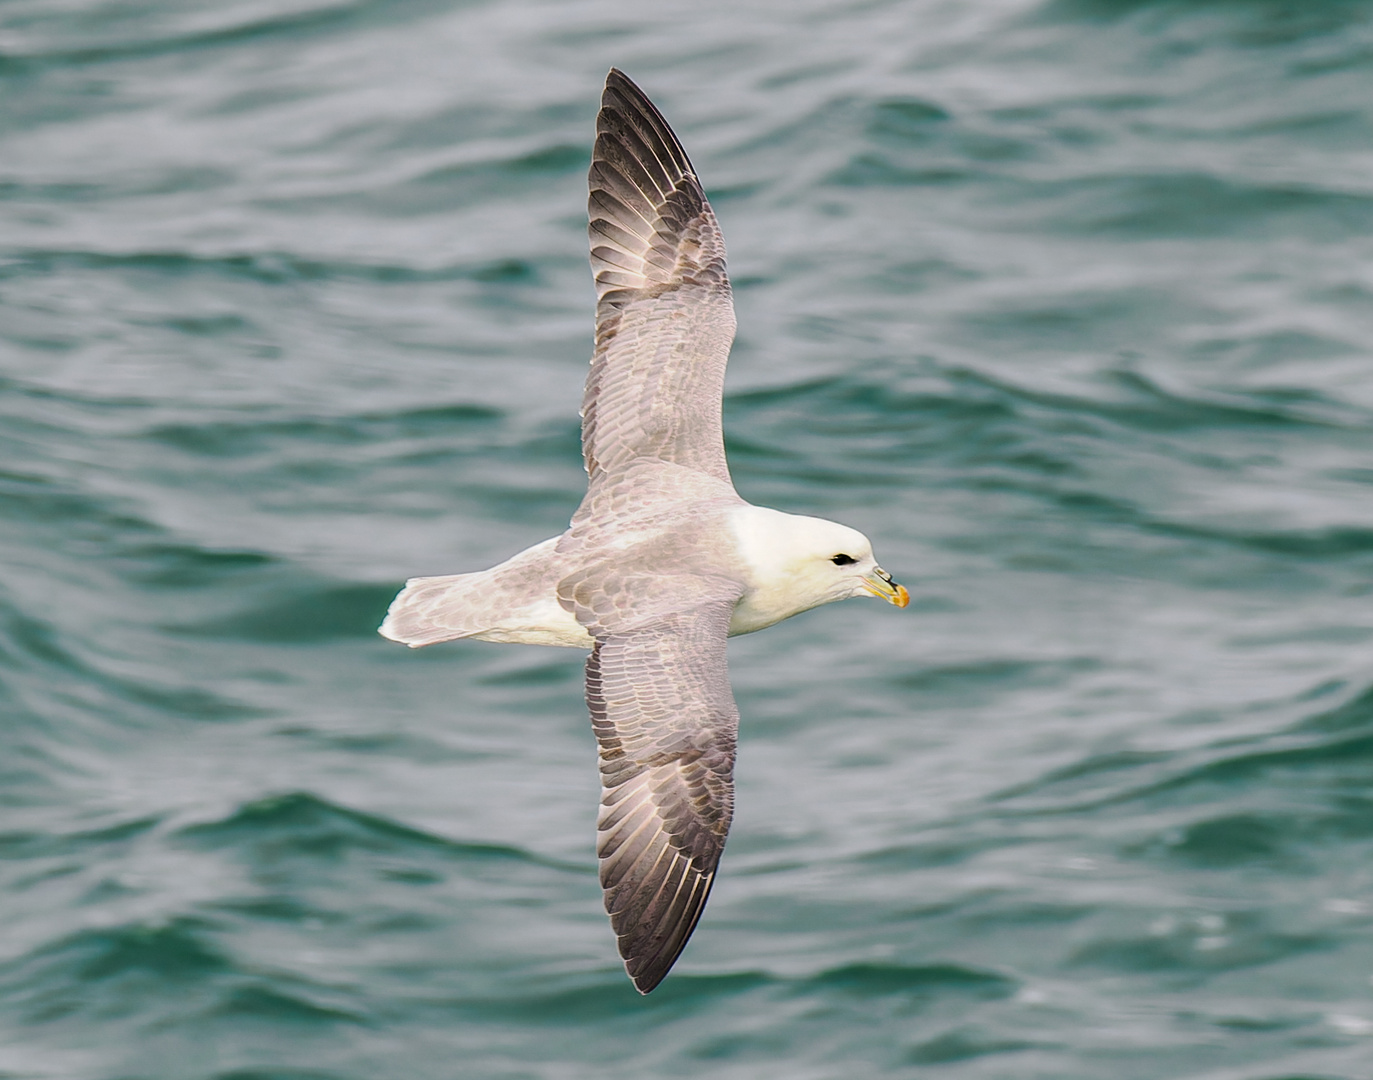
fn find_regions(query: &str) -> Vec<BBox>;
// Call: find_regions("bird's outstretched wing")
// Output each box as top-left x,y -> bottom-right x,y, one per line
579,68 -> 737,499
560,568 -> 742,992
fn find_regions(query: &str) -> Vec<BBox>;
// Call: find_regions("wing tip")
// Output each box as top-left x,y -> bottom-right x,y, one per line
604,67 -> 635,95
596,68 -> 694,178
628,965 -> 664,995
602,68 -> 646,116
613,867 -> 718,994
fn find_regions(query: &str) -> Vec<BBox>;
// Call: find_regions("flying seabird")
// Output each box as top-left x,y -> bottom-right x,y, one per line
381,68 -> 908,994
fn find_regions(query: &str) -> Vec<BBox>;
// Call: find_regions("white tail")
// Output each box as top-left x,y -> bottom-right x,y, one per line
377,537 -> 592,650
379,573 -> 486,648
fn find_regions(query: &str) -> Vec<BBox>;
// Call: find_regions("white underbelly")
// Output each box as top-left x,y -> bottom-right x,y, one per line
469,592 -> 593,648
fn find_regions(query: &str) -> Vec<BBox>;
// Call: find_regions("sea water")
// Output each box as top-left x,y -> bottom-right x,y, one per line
3,1 -> 1373,1077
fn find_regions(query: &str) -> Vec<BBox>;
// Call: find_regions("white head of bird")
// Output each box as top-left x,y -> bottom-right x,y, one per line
727,505 -> 908,635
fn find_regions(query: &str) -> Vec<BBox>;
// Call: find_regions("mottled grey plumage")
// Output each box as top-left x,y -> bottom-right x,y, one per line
381,69 -> 908,994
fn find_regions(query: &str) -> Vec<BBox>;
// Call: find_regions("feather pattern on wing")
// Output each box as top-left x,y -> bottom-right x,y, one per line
560,567 -> 742,993
579,68 -> 737,500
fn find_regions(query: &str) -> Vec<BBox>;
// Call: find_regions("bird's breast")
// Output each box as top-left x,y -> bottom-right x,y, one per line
727,586 -> 800,637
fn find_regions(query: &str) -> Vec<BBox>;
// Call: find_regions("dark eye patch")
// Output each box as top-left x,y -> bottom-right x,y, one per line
831,553 -> 857,566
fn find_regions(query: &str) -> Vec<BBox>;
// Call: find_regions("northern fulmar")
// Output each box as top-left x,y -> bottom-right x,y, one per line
381,69 -> 908,994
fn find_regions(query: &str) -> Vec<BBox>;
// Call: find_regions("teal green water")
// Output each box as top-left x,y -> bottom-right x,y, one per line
4,1 -> 1373,1077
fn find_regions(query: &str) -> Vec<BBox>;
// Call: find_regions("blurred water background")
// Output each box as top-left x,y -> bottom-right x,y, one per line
4,1 -> 1373,1077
